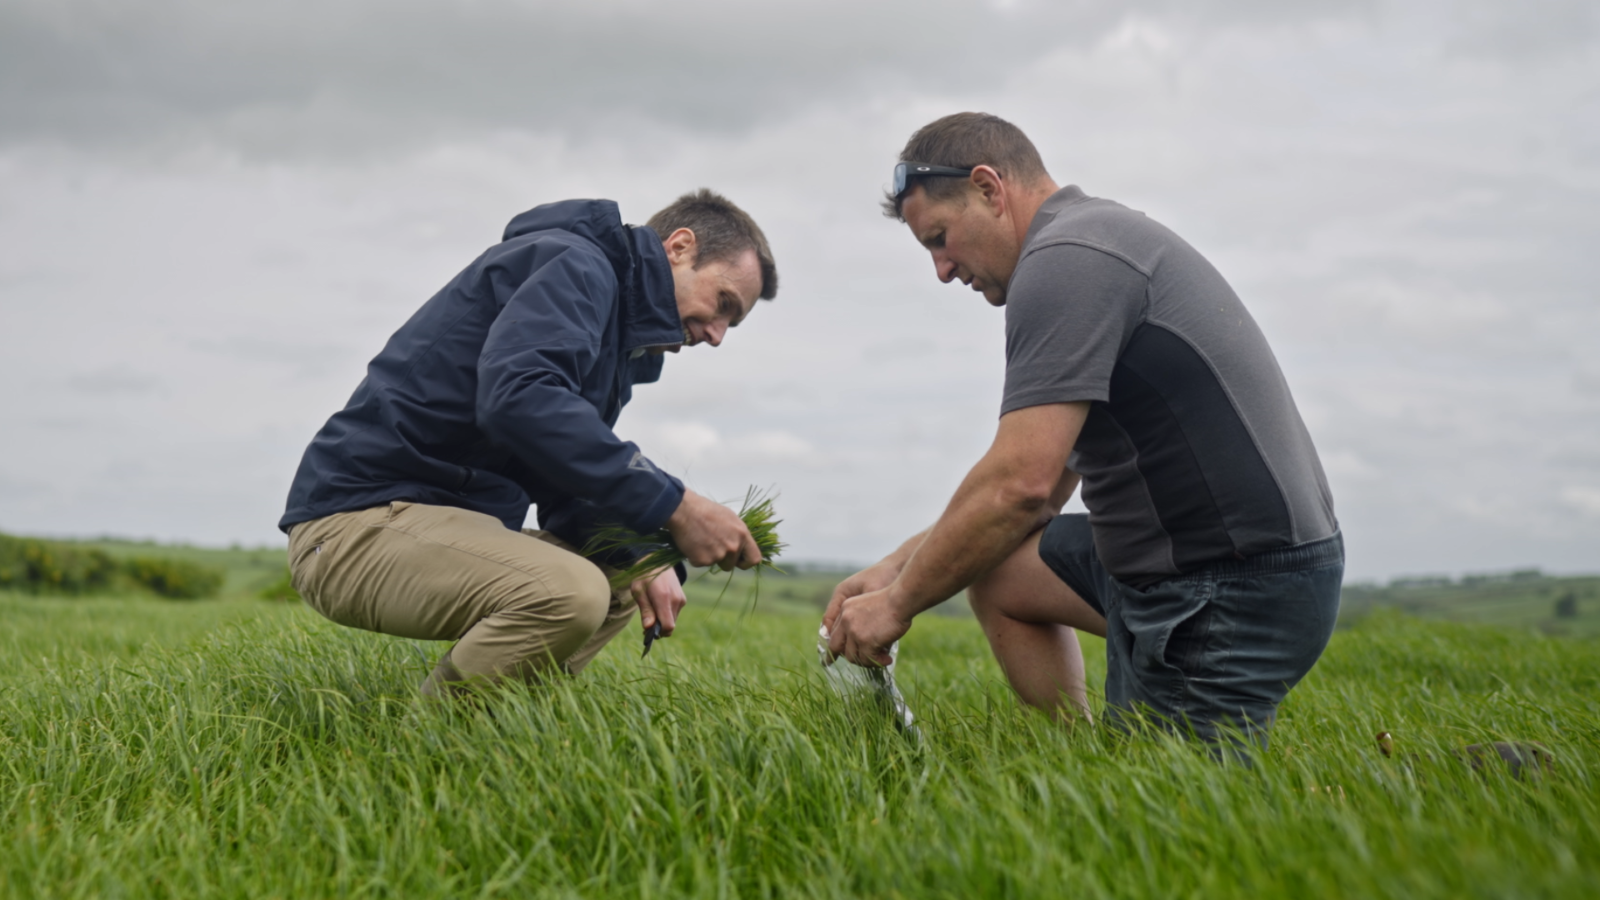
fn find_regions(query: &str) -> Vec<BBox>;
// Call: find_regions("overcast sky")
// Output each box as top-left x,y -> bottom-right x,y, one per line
1,0 -> 1596,581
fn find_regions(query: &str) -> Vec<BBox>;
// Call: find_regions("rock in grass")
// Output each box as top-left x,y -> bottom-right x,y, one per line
1376,730 -> 1555,779
1456,742 -> 1554,779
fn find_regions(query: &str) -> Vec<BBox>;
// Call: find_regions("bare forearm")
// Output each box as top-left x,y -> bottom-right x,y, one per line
888,462 -> 1052,618
1046,470 -> 1081,524
887,404 -> 1087,619
879,470 -> 1072,581
878,528 -> 931,574
826,404 -> 1088,667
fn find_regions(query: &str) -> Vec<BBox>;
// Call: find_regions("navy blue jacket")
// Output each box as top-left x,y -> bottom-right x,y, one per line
279,199 -> 686,549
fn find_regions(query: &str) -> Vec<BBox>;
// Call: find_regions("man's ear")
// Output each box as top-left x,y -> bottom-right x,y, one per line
970,165 -> 1006,216
663,227 -> 698,266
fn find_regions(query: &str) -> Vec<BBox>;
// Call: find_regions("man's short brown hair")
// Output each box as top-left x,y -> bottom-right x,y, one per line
647,189 -> 778,300
882,112 -> 1051,220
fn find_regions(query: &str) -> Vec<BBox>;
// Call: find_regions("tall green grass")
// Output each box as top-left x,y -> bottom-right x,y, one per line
1,593 -> 1595,898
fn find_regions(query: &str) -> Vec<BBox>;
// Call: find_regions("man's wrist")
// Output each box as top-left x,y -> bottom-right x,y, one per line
873,558 -> 906,582
884,580 -> 922,622
665,488 -> 694,529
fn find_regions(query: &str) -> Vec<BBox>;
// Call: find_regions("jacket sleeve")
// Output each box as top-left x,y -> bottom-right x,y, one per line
476,242 -> 684,538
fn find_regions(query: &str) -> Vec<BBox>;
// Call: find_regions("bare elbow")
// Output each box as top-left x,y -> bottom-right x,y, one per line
994,477 -> 1056,516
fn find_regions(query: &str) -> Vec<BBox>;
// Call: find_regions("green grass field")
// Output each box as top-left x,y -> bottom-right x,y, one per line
1341,573 -> 1600,639
2,572 -> 1597,898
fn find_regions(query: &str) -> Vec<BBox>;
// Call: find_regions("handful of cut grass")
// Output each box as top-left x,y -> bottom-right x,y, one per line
583,487 -> 786,591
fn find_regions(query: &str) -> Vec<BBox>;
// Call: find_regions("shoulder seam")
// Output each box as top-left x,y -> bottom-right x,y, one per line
1016,238 -> 1154,280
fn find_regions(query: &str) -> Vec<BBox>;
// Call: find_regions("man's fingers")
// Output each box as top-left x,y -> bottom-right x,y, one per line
824,578 -> 861,623
738,532 -> 763,569
654,597 -> 675,634
822,596 -> 843,630
643,572 -> 686,636
655,584 -> 679,634
848,633 -> 886,669
632,587 -> 655,629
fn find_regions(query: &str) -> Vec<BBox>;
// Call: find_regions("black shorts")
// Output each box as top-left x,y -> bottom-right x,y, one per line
1037,514 -> 1344,745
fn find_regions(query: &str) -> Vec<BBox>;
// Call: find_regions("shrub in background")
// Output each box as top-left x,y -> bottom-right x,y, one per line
258,569 -> 302,603
123,556 -> 225,600
0,531 -> 225,599
0,533 -> 121,594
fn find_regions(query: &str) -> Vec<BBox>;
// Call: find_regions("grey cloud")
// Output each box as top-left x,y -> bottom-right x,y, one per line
0,469 -> 49,504
2,0 -> 1597,579
1,0 -> 1366,159
189,335 -> 356,378
1444,0 -> 1600,61
67,364 -> 163,395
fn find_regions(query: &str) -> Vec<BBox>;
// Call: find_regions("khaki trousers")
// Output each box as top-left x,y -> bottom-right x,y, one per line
288,501 -> 636,696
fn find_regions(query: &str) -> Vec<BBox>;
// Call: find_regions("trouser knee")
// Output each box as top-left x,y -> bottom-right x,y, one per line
449,560 -> 616,683
564,565 -> 614,640
522,562 -> 613,651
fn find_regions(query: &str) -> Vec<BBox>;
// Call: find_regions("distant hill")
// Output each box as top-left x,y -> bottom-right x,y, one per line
1340,570 -> 1600,637
6,533 -> 1598,638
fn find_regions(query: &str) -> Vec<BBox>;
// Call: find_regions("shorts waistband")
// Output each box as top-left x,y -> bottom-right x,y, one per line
1196,531 -> 1344,580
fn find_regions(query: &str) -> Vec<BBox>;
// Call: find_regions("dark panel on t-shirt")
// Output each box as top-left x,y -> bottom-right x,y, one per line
1074,403 -> 1177,578
1111,323 -> 1294,570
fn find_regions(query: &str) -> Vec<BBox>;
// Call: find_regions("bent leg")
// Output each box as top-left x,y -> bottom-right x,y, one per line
520,528 -> 636,676
288,502 -> 612,695
562,599 -> 637,674
968,529 -> 1108,721
1103,533 -> 1344,751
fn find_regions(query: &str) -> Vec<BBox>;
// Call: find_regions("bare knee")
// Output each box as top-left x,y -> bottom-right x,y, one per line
968,573 -> 1000,621
968,539 -> 1038,621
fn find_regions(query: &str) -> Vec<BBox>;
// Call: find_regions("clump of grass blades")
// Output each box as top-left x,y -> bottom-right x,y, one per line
583,487 -> 785,591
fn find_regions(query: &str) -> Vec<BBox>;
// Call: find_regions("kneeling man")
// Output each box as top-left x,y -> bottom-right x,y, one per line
826,114 -> 1342,745
281,190 -> 775,696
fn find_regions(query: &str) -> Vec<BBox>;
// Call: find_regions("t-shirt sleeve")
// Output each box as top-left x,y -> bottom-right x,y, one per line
1000,242 -> 1148,415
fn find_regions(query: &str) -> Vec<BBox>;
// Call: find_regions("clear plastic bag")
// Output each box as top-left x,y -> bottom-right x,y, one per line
817,624 -> 919,738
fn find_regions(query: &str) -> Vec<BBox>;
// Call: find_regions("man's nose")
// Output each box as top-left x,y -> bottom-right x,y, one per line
933,252 -> 957,284
705,321 -> 727,347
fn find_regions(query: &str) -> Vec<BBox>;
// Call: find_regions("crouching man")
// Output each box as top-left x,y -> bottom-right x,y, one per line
280,190 -> 776,697
826,114 -> 1343,746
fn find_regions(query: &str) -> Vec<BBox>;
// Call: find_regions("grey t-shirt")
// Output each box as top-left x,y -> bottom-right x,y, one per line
1004,186 -> 1337,583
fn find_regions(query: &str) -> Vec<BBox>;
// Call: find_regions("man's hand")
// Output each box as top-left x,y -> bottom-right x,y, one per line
822,561 -> 900,632
827,585 -> 912,668
630,566 -> 687,636
665,489 -> 762,571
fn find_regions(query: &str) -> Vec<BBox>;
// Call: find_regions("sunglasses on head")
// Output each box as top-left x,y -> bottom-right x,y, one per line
892,161 -> 976,200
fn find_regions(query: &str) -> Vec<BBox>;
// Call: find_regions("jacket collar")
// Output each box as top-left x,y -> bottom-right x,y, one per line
501,200 -> 683,352
620,225 -> 684,353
